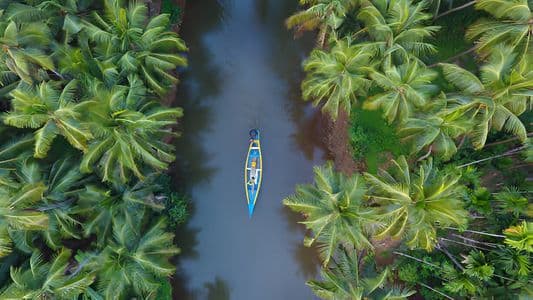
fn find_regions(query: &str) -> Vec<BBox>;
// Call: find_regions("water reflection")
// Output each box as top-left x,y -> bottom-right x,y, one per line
205,277 -> 231,300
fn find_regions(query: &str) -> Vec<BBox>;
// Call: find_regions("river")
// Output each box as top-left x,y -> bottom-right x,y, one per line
171,1 -> 326,299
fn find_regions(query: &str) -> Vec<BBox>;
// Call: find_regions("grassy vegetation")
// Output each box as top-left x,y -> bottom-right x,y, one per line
348,108 -> 407,173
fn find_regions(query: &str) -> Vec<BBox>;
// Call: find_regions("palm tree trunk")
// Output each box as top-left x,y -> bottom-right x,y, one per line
456,145 -> 526,168
444,227 -> 505,238
418,282 -> 455,300
417,145 -> 433,161
392,251 -> 440,268
439,237 -> 491,251
435,0 -> 476,19
451,234 -> 498,248
436,242 -> 464,270
317,26 -> 327,48
428,45 -> 477,67
483,132 -> 533,147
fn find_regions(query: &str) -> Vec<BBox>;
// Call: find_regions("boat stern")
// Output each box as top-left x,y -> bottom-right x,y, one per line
248,202 -> 255,217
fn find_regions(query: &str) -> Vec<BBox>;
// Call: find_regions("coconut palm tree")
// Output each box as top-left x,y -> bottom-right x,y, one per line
399,96 -> 474,160
79,78 -> 182,182
490,245 -> 531,277
82,0 -> 187,95
75,174 -> 165,246
364,156 -> 468,251
0,19 -> 54,86
466,0 -> 532,58
0,169 -> 48,258
0,248 -> 94,299
440,45 -> 533,149
1,158 -> 85,251
504,221 -> 532,253
302,39 -> 373,119
495,187 -> 530,219
3,80 -> 92,158
308,246 -> 415,299
283,162 -> 377,265
363,61 -> 438,123
357,0 -> 440,66
286,0 -> 359,47
83,218 -> 179,299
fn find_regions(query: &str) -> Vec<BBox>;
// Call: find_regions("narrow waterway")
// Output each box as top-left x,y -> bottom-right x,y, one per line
171,1 -> 326,299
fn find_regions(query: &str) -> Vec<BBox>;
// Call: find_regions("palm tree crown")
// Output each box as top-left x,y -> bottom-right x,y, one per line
302,39 -> 372,119
364,156 -> 468,251
440,45 -> 532,149
0,249 -> 95,299
3,80 -> 92,158
357,0 -> 440,66
307,247 -> 415,299
466,0 -> 532,58
283,162 -> 378,265
83,0 -> 188,95
363,61 -> 438,123
286,0 -> 359,46
80,79 -> 182,182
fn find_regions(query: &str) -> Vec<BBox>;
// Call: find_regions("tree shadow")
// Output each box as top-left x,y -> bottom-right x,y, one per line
170,0 -> 225,299
254,0 -> 328,162
280,205 -> 320,279
204,277 -> 231,300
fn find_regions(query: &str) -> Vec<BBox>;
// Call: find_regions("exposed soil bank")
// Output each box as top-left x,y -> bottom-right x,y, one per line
320,110 -> 361,175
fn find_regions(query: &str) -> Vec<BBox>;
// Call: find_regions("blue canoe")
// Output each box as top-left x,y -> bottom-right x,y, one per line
245,129 -> 262,217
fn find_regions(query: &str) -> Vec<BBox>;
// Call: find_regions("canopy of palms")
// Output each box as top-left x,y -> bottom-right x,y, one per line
302,39 -> 372,119
466,0 -> 532,58
364,156 -> 468,251
440,46 -> 532,149
79,80 -> 182,182
82,0 -> 187,95
363,61 -> 438,123
400,96 -> 473,160
307,246 -> 415,299
0,158 -> 85,253
86,218 -> 179,299
283,162 -> 377,265
75,174 -> 165,246
357,0 -> 440,66
3,80 -> 92,158
0,248 -> 94,299
286,0 -> 359,46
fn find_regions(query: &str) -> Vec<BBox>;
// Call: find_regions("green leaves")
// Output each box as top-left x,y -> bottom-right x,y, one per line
0,1 -> 184,299
284,162 -> 376,265
4,81 -> 92,158
441,46 -> 532,148
0,249 -> 95,299
504,221 -> 533,252
307,247 -> 414,300
364,61 -> 438,123
357,0 -> 439,65
302,40 -> 373,119
83,0 -> 187,96
80,87 -> 182,182
467,0 -> 532,58
364,156 -> 468,251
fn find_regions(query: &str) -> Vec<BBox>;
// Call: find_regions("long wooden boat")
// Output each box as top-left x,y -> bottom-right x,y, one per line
245,129 -> 262,217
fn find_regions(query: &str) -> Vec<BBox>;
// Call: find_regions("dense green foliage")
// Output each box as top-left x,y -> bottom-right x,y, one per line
287,0 -> 532,298
0,0 -> 187,298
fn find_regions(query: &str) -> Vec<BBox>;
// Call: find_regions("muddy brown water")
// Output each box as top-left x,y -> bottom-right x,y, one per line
171,1 -> 327,299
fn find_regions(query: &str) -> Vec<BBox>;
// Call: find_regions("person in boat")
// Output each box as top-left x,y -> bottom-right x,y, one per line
247,158 -> 258,186
247,176 -> 255,186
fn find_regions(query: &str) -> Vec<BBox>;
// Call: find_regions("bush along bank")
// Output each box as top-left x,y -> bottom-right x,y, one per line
0,0 -> 189,298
